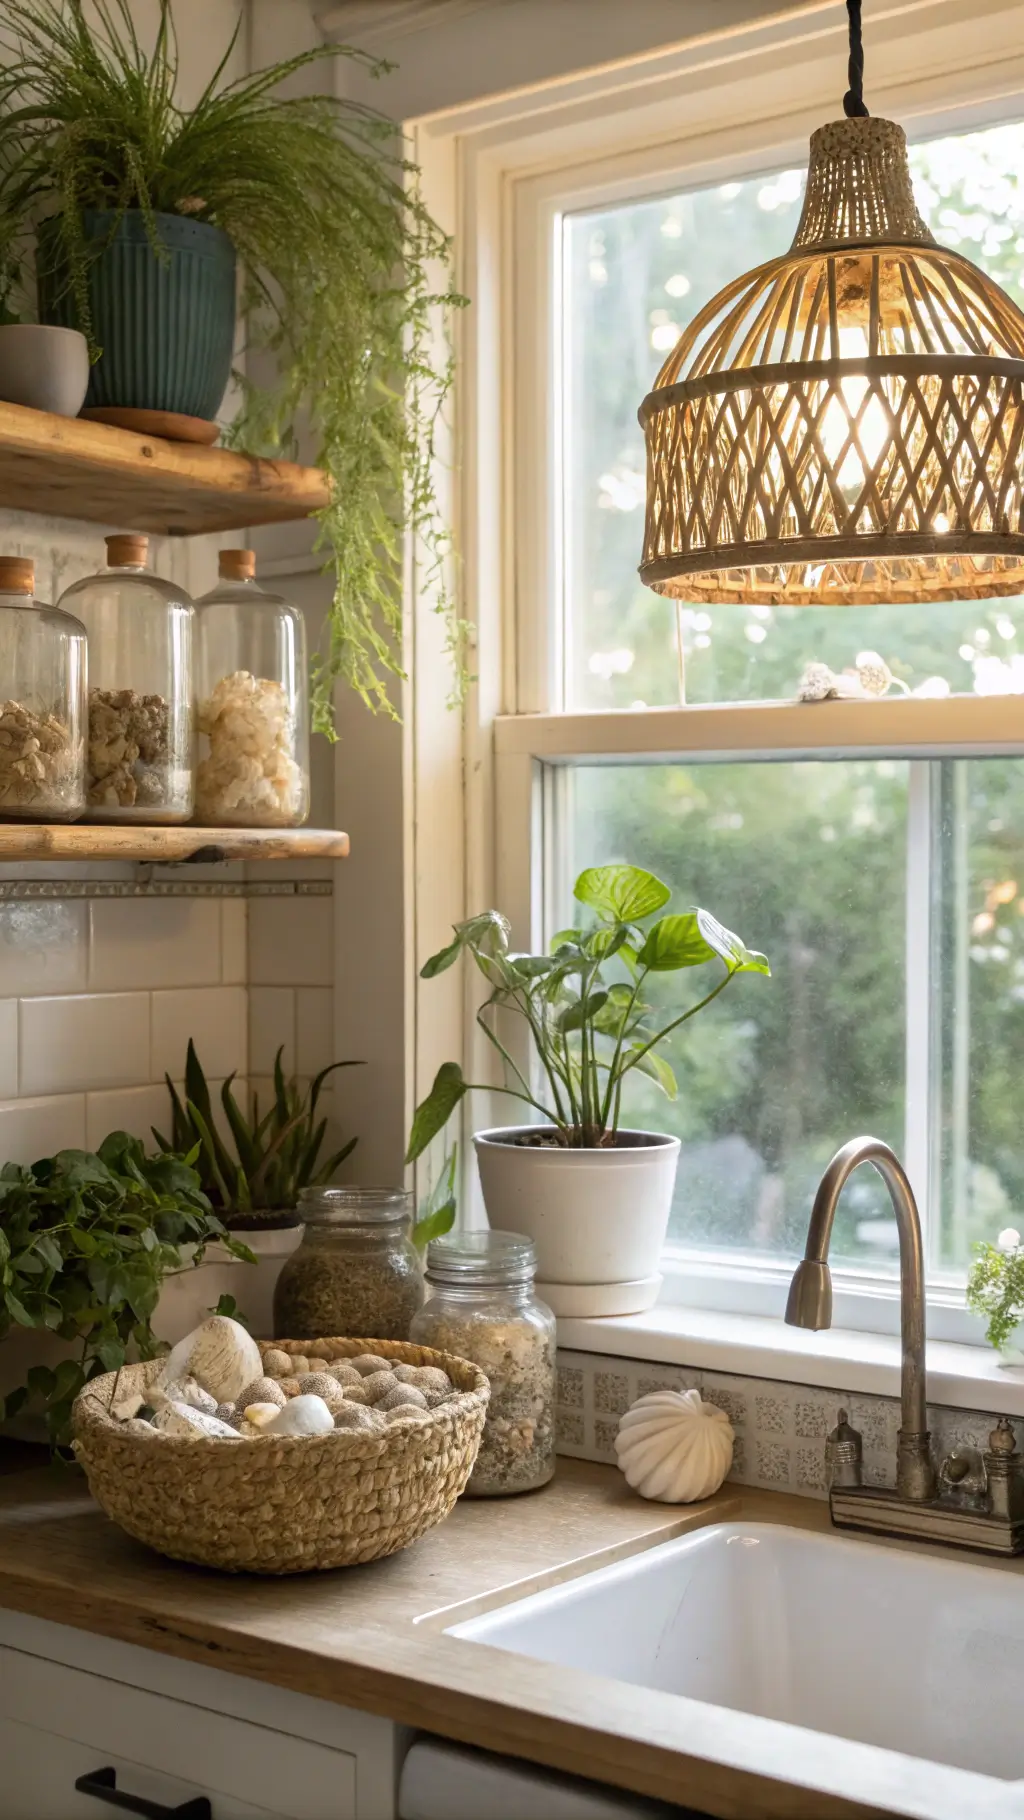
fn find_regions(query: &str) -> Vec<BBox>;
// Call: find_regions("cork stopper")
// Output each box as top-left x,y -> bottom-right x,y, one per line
219,548 -> 256,581
0,558 -> 34,595
791,117 -> 936,251
105,534 -> 149,569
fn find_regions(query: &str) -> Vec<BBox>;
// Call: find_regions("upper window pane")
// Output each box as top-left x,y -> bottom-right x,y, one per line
562,120 -> 1024,712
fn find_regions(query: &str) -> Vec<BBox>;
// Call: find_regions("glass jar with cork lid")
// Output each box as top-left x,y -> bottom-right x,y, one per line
273,1188 -> 424,1342
57,535 -> 194,822
410,1232 -> 556,1496
0,557 -> 86,821
194,549 -> 309,827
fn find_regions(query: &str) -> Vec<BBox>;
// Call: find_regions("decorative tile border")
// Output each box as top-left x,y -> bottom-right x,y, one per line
0,879 -> 332,900
556,1347 -> 1011,1501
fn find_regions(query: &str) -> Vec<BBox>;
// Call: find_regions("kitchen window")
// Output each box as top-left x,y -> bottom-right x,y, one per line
408,2 -> 1024,1344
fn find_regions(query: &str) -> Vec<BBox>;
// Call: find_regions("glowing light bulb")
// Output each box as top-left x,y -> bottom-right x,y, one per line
821,380 -> 890,488
818,327 -> 891,489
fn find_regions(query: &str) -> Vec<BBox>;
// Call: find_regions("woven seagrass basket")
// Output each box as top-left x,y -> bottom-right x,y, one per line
72,1336 -> 489,1575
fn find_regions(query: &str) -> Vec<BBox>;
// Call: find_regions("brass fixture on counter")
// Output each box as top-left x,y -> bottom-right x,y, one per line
786,1134 -> 1024,1555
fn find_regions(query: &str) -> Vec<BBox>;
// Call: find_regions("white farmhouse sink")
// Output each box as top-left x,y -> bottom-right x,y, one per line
447,1522 -> 1024,1780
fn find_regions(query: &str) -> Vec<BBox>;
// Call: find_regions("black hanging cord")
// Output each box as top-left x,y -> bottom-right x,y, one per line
843,0 -> 870,117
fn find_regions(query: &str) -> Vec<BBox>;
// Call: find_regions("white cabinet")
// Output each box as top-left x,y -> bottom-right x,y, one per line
0,1719 -> 295,1820
0,1612 -> 403,1820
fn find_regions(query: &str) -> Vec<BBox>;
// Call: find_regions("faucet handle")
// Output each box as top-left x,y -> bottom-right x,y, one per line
825,1408 -> 863,1489
938,1445 -> 989,1511
985,1416 -> 1022,1521
989,1415 -> 1017,1456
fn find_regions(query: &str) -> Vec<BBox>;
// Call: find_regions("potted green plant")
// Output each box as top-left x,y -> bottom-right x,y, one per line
0,0 -> 466,727
407,863 -> 769,1316
0,1129 -> 249,1445
967,1227 -> 1024,1364
153,1041 -> 360,1334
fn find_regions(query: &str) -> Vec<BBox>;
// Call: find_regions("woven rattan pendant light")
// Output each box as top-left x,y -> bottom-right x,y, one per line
639,0 -> 1024,607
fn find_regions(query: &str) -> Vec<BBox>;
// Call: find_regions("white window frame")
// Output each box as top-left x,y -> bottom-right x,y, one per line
406,0 -> 1024,1350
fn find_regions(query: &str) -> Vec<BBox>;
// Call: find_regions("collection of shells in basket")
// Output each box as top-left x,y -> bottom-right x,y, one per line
108,1315 -> 460,1441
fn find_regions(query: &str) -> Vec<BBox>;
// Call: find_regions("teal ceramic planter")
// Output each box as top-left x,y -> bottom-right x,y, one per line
38,209 -> 236,421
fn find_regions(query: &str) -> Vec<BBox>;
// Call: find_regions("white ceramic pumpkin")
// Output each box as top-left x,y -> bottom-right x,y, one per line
615,1387 -> 734,1502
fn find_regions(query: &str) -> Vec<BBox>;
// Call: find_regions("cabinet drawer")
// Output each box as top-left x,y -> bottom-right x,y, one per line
0,1648 -> 356,1820
0,1717 -> 287,1820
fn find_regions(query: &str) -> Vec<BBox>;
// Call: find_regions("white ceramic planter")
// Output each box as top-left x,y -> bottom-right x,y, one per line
473,1126 -> 680,1317
152,1224 -> 303,1345
0,324 -> 89,415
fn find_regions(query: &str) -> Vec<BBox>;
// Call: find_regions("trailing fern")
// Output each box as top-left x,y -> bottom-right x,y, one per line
0,0 -> 469,728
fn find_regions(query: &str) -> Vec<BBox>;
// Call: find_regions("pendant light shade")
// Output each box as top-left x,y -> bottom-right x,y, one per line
638,112 -> 1024,607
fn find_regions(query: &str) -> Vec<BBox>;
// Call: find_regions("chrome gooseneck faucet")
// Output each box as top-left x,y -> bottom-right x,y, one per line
786,1136 -> 1024,1553
785,1134 -> 935,1502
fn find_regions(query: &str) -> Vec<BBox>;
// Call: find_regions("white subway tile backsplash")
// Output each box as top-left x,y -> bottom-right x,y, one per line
314,1083 -> 358,1170
221,900 -> 247,984
296,987 -> 334,1076
0,901 -> 88,997
249,987 -> 296,1077
248,897 -> 333,987
89,899 -> 221,992
0,999 -> 16,1100
151,985 -> 247,1084
86,1083 -> 173,1151
20,993 -> 151,1096
0,1093 -> 86,1162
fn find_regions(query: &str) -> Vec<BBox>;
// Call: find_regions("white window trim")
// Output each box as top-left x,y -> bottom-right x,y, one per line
406,0 -> 1024,1384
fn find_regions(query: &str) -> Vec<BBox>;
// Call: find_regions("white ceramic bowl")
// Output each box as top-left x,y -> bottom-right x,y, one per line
0,324 -> 90,416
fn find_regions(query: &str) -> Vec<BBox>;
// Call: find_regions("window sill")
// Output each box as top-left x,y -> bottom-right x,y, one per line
556,1307 -> 1024,1418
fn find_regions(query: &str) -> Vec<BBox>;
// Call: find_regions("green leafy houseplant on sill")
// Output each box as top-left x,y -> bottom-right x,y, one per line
0,0 -> 469,730
967,1227 -> 1024,1359
0,1130 -> 249,1445
154,1040 -> 360,1231
406,863 -> 770,1316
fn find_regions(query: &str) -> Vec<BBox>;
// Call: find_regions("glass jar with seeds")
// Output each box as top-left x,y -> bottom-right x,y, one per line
194,549 -> 310,827
410,1231 -> 555,1496
0,557 -> 86,821
58,535 -> 194,822
273,1187 -> 424,1342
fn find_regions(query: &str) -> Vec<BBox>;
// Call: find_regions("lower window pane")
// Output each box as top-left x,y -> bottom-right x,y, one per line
564,759 -> 908,1272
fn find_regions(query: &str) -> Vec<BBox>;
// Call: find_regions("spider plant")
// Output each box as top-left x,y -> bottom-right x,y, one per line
154,1040 -> 361,1229
0,0 -> 468,729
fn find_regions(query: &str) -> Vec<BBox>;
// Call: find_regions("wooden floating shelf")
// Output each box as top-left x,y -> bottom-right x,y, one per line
0,401 -> 330,535
0,825 -> 349,863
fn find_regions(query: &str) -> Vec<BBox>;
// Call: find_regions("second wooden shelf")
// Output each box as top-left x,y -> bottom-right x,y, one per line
0,825 -> 349,863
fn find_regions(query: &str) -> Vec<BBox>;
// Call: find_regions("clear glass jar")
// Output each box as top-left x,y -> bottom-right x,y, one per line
58,534 -> 193,822
194,549 -> 309,827
273,1188 -> 424,1342
0,557 -> 86,821
410,1231 -> 556,1497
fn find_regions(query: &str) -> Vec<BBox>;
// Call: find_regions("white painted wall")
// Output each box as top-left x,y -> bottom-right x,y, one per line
320,0 -> 827,121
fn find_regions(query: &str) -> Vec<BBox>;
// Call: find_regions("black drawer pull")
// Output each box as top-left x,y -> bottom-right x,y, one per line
74,1767 -> 212,1819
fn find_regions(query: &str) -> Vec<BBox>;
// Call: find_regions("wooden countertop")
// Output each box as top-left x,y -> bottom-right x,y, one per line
0,1455 -> 1019,1820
